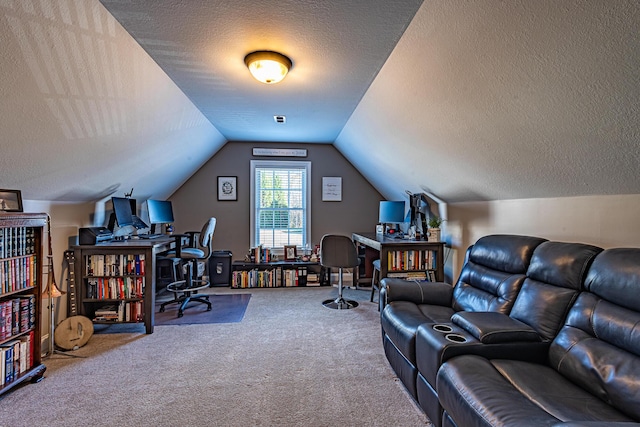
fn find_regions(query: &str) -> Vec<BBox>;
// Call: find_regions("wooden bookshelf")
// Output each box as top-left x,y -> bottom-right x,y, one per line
72,237 -> 180,334
352,232 -> 445,284
231,261 -> 328,288
0,212 -> 47,394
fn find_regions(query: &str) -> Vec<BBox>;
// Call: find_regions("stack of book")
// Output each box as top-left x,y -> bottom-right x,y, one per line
94,305 -> 119,322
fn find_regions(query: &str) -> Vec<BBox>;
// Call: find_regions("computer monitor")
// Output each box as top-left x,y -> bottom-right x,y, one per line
146,199 -> 174,233
127,198 -> 149,230
111,197 -> 134,228
379,201 -> 406,236
379,201 -> 406,224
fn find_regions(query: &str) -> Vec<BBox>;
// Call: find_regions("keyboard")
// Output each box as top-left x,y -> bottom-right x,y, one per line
139,233 -> 164,239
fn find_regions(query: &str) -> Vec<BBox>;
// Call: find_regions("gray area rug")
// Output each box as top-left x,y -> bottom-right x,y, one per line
0,287 -> 430,426
154,293 -> 251,325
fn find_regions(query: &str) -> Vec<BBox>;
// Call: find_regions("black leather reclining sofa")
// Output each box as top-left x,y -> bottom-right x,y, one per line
379,235 -> 640,426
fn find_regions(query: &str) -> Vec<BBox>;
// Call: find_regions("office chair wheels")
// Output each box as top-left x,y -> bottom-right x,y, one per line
160,279 -> 211,317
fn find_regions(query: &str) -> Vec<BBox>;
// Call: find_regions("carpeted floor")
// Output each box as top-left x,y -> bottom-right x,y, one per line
0,286 -> 430,426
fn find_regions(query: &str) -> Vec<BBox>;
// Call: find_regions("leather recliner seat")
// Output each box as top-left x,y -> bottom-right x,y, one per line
379,234 -> 547,398
414,240 -> 603,426
437,248 -> 640,427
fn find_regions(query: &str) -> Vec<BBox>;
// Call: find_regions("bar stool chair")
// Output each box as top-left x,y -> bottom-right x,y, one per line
370,259 -> 381,307
320,234 -> 360,310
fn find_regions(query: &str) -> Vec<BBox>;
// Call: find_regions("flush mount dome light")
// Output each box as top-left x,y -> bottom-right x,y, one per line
244,50 -> 292,84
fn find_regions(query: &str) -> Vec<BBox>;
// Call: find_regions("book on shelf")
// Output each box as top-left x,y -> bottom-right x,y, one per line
86,277 -> 144,300
0,296 -> 35,341
386,271 -> 428,280
85,254 -> 145,277
94,305 -> 119,321
306,271 -> 320,286
1,254 -> 36,294
0,336 -> 30,385
386,249 -> 438,272
0,227 -> 36,259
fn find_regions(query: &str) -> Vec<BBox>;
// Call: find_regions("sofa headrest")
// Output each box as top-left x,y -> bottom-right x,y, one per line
470,235 -> 547,274
527,241 -> 603,289
584,248 -> 640,311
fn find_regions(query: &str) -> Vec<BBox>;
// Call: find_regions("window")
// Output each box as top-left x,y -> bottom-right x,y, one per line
250,160 -> 311,249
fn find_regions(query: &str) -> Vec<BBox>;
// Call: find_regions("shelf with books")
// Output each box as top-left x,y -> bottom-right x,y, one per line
77,251 -> 148,328
0,212 -> 47,395
352,233 -> 445,285
72,238 -> 180,334
231,261 -> 327,289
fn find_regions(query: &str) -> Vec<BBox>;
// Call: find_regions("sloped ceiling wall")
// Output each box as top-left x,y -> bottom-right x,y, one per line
336,1 -> 640,203
0,1 -> 225,202
1,1 -> 638,207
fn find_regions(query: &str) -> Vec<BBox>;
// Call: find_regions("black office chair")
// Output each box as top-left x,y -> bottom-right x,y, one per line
320,234 -> 360,310
159,217 -> 216,317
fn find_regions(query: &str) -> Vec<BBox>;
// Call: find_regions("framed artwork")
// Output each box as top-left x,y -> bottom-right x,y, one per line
217,176 -> 237,201
322,177 -> 342,201
0,189 -> 23,212
284,245 -> 297,261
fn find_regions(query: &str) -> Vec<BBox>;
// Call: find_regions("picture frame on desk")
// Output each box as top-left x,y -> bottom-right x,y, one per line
284,245 -> 297,261
0,189 -> 23,212
217,176 -> 237,201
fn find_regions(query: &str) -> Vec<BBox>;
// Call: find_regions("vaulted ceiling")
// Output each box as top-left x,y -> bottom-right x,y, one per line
1,1 -> 638,204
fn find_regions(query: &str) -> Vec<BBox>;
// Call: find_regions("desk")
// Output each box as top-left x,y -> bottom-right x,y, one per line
72,236 -> 183,334
352,232 -> 444,284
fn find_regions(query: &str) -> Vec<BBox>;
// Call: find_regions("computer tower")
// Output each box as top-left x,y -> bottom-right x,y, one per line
209,250 -> 232,286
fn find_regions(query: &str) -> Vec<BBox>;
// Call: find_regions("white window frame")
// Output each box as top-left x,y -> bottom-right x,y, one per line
250,160 -> 311,250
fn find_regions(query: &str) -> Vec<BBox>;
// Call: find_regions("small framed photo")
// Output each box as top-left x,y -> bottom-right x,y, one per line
217,176 -> 237,201
284,245 -> 297,261
0,189 -> 23,212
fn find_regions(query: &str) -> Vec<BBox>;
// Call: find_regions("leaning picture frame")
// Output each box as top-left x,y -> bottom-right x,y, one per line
217,176 -> 237,201
0,189 -> 23,212
284,245 -> 297,261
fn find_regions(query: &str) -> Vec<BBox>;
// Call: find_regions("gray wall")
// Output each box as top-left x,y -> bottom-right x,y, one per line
169,142 -> 383,261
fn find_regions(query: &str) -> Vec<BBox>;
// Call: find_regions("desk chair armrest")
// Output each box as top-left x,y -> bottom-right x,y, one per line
184,231 -> 199,247
169,233 -> 192,258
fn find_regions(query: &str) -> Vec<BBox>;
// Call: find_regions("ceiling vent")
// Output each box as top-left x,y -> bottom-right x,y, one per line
274,115 -> 286,124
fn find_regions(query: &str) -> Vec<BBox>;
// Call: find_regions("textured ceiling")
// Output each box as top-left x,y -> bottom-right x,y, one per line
1,0 -> 638,205
99,0 -> 424,143
336,0 -> 640,203
0,1 -> 225,202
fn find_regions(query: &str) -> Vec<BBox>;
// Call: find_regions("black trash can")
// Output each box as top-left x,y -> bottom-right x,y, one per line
209,250 -> 232,286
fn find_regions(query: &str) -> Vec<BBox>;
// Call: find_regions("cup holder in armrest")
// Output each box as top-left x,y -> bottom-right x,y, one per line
445,333 -> 468,343
432,324 -> 454,333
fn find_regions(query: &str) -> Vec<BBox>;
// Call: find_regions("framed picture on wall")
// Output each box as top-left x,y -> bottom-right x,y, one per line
0,189 -> 23,212
217,176 -> 237,201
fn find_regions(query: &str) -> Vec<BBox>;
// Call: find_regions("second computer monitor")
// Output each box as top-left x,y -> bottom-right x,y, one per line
112,197 -> 134,228
146,199 -> 174,233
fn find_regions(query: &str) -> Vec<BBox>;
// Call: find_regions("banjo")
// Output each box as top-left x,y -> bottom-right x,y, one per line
54,250 -> 93,351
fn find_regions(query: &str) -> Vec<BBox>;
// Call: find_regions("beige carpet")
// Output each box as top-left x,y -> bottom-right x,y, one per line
0,286 -> 430,426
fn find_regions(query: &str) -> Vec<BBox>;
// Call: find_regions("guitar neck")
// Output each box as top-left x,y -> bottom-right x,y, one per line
64,250 -> 78,316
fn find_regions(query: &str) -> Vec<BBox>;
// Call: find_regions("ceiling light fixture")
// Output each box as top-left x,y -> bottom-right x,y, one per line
244,51 -> 292,84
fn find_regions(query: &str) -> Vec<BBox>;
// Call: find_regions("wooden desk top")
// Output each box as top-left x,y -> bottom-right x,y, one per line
352,232 -> 441,250
72,235 -> 185,252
